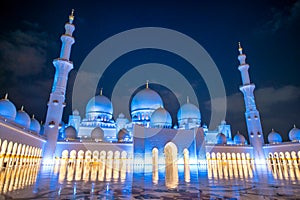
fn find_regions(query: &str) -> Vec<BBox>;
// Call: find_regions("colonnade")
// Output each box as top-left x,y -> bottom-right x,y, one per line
267,151 -> 300,165
206,151 -> 253,182
206,152 -> 252,165
267,151 -> 300,181
0,139 -> 42,168
56,149 -> 132,183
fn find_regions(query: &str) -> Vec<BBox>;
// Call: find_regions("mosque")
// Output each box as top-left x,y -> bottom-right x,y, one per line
0,11 -> 299,169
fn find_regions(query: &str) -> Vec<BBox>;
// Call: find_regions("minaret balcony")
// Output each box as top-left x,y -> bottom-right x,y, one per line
239,83 -> 255,91
52,100 -> 59,105
61,34 -> 75,42
53,58 -> 73,64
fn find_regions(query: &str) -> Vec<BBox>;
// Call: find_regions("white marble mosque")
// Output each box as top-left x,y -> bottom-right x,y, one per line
0,11 -> 300,199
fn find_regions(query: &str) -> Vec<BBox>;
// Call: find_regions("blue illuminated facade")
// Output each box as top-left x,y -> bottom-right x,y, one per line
0,11 -> 299,168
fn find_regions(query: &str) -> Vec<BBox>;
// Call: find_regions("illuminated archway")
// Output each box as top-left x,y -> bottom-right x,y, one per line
106,151 -> 114,180
113,151 -> 121,179
4,141 -> 13,167
92,150 -> 99,163
183,148 -> 190,182
10,142 -> 18,167
70,150 -> 77,165
15,143 -> 22,166
152,148 -> 159,183
164,142 -> 178,189
120,151 -> 127,181
164,142 -> 178,165
152,148 -> 158,166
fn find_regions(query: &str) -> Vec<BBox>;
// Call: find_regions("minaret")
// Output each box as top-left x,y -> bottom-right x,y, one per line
238,42 -> 265,164
42,10 -> 75,164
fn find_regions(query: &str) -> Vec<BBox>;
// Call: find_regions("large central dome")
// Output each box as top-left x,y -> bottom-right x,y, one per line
131,88 -> 163,112
130,85 -> 163,123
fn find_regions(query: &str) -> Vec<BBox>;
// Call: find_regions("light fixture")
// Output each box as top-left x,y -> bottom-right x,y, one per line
48,121 -> 55,128
52,100 -> 59,105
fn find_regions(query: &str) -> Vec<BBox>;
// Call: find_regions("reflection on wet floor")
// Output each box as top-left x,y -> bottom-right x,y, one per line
0,165 -> 40,194
0,160 -> 299,199
207,160 -> 254,180
269,162 -> 300,181
55,154 -> 131,183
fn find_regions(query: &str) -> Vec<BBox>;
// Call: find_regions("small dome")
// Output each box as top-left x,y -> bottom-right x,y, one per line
131,87 -> 163,114
86,94 -> 113,121
268,129 -> 282,144
117,128 -> 130,142
72,109 -> 80,116
221,120 -> 226,125
39,123 -> 45,135
233,132 -> 246,145
118,113 -> 125,118
64,126 -> 77,140
177,100 -> 201,127
91,127 -> 104,142
0,95 -> 17,120
15,107 -> 31,128
150,107 -> 172,128
216,133 -> 227,145
29,115 -> 41,133
289,125 -> 300,141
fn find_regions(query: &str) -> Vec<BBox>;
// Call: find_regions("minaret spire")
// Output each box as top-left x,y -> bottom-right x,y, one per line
238,42 -> 243,54
69,9 -> 74,24
237,43 -> 265,165
43,10 -> 76,164
238,42 -> 250,84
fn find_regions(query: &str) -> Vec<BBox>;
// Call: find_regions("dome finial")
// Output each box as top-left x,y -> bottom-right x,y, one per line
294,124 -> 296,128
20,105 -> 24,111
69,9 -> 75,24
238,42 -> 243,55
237,130 -> 240,134
4,93 -> 8,100
100,88 -> 103,96
271,128 -> 274,132
146,80 -> 149,89
186,96 -> 189,103
32,114 -> 35,119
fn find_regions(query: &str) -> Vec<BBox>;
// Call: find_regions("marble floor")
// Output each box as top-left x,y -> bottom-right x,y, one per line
0,162 -> 299,199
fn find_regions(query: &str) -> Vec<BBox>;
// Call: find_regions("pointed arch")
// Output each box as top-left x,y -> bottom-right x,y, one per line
164,142 -> 178,165
152,147 -> 159,166
183,148 -> 189,165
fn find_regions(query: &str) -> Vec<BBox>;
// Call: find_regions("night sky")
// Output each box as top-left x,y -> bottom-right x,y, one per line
0,0 -> 299,142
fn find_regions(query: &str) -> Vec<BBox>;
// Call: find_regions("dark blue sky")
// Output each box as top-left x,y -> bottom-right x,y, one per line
0,0 -> 299,141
